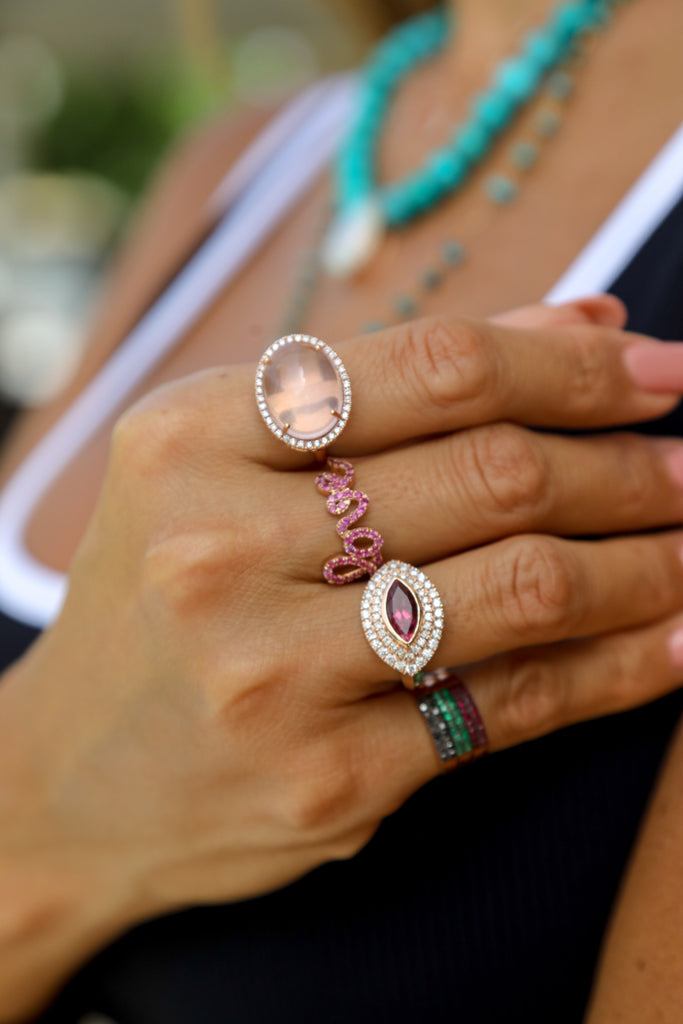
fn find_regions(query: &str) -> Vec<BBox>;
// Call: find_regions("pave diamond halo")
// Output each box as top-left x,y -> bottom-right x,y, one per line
361,560 -> 444,688
255,334 -> 352,451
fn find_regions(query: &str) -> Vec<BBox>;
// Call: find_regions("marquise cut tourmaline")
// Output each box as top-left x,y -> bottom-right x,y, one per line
360,560 -> 444,682
385,579 -> 419,643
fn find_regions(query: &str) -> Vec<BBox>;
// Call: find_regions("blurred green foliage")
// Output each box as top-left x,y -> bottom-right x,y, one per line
32,63 -> 224,196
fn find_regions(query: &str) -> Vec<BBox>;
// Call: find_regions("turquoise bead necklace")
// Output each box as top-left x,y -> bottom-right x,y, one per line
278,0 -> 633,336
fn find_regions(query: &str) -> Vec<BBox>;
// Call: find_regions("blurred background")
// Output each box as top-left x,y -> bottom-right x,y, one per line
0,0 -> 420,433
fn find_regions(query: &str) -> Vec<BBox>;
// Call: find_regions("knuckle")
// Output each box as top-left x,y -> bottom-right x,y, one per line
632,536 -> 679,611
279,744 -> 360,833
497,535 -> 579,638
111,402 -> 198,478
110,409 -> 143,467
564,329 -> 612,414
596,637 -> 641,710
500,652 -> 567,742
463,423 -> 550,522
141,514 -> 286,622
397,315 -> 494,411
141,529 -> 245,620
328,824 -> 378,862
608,433 -> 657,521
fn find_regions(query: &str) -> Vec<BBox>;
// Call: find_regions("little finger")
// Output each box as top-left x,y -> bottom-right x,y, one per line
348,610 -> 683,817
463,611 -> 683,752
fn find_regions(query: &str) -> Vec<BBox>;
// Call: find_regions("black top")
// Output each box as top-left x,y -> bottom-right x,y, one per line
4,192 -> 683,1024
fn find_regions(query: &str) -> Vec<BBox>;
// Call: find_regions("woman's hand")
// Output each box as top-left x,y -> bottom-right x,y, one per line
3,296 -> 683,1018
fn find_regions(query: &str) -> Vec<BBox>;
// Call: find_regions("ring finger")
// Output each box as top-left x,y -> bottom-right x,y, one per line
321,528 -> 683,695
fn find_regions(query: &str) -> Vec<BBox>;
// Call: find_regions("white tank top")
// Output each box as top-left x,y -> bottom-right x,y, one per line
1,75 -> 683,629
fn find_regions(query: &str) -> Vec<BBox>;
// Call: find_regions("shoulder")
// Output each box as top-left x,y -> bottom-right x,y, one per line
149,102 -> 278,223
109,100 -> 279,302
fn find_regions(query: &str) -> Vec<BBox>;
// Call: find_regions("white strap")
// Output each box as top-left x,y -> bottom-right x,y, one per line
545,120 -> 683,303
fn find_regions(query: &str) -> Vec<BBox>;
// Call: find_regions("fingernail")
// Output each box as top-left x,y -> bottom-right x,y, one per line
569,294 -> 627,327
668,626 -> 683,668
623,341 -> 683,393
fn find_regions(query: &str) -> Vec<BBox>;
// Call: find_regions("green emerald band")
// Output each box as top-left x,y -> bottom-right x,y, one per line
417,672 -> 489,766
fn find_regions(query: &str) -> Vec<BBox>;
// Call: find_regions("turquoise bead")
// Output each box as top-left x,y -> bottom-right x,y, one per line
496,57 -> 540,101
338,147 -> 369,180
455,121 -> 491,161
485,174 -> 518,205
428,148 -> 468,187
364,61 -> 397,89
382,188 -> 411,225
554,3 -> 594,40
407,174 -> 442,212
339,182 -> 369,208
339,171 -> 371,208
472,91 -> 516,131
524,28 -> 563,69
357,90 -> 385,124
350,119 -> 378,153
591,1 -> 613,26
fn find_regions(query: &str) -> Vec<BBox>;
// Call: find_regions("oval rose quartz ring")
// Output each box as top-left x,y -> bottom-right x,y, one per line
361,560 -> 444,690
255,334 -> 351,452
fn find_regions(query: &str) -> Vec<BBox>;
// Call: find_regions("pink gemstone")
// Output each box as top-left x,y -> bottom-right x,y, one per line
263,342 -> 343,441
385,579 -> 419,644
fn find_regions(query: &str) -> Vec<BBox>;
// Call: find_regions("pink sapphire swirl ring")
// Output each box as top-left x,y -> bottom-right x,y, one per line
360,560 -> 444,690
255,334 -> 351,453
316,457 -> 384,585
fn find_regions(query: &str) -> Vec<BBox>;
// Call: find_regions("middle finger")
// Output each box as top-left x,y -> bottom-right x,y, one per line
302,427 -> 683,572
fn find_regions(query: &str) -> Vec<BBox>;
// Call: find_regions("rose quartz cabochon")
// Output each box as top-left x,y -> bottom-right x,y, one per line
263,345 -> 343,440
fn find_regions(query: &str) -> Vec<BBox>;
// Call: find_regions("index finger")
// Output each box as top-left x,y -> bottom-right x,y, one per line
327,315 -> 682,456
154,314 -> 683,471
241,314 -> 683,469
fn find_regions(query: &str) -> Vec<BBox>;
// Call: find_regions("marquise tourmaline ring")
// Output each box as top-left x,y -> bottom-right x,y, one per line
255,334 -> 351,451
360,560 -> 444,689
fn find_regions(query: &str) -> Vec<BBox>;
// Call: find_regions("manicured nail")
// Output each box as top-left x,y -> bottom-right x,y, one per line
668,626 -> 683,668
569,294 -> 627,327
623,341 -> 683,393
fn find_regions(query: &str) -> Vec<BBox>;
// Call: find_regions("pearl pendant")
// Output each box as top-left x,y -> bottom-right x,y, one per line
320,197 -> 385,278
